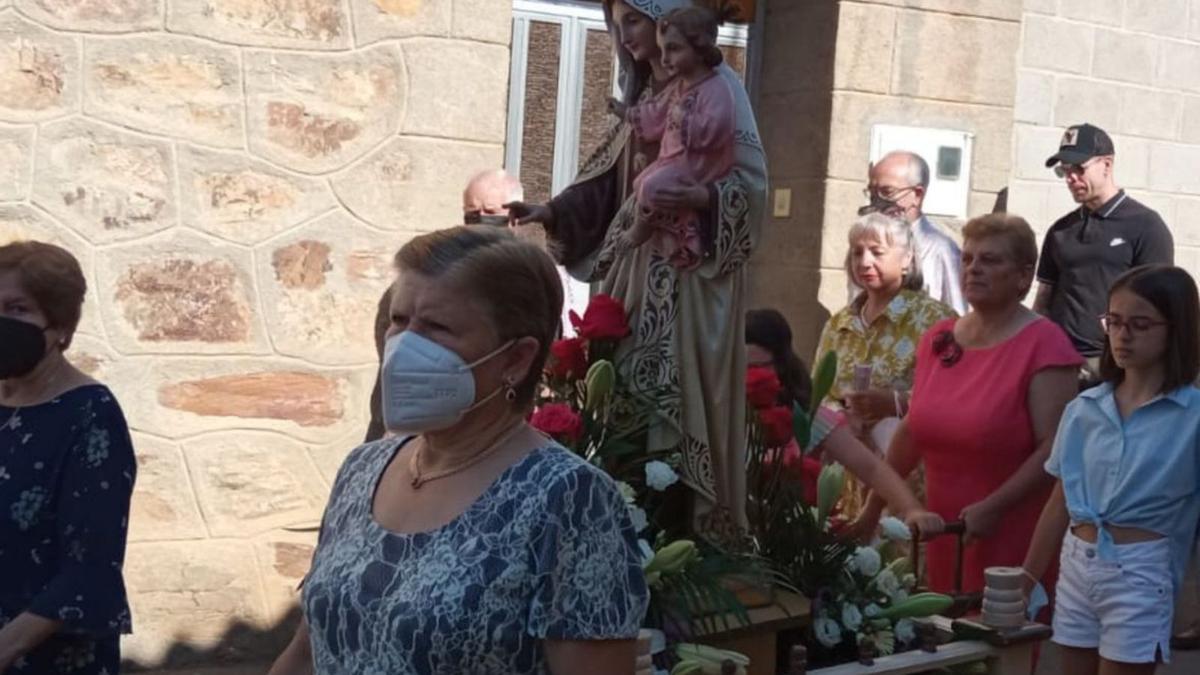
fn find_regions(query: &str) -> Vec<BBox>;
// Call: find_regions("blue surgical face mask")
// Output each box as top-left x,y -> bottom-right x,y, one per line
380,331 -> 515,435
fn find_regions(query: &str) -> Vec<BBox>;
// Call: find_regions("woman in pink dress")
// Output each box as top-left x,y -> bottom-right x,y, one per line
609,6 -> 735,270
858,214 -> 1082,599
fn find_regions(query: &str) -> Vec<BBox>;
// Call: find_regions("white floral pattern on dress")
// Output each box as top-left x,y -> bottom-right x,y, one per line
302,439 -> 649,675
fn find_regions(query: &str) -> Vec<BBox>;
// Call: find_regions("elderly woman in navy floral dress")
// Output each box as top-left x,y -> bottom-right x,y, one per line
0,241 -> 136,674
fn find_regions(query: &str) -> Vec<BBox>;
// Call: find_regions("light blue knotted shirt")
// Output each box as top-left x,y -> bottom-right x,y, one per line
1045,383 -> 1200,593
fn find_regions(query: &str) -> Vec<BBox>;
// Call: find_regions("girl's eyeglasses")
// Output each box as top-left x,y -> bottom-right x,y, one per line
1100,314 -> 1169,335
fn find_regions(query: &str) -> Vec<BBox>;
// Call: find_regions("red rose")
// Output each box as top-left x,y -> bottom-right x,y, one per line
546,337 -> 588,380
569,294 -> 631,341
529,403 -> 584,442
794,455 -> 822,505
758,405 -> 794,448
745,366 -> 783,409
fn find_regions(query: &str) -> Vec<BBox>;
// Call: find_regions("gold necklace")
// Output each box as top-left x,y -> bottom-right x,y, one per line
409,423 -> 527,489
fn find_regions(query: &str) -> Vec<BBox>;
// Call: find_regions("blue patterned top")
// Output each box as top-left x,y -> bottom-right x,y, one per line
302,438 -> 650,674
0,385 -> 136,675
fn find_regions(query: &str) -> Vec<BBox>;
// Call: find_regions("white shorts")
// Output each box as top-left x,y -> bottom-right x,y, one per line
1052,531 -> 1174,664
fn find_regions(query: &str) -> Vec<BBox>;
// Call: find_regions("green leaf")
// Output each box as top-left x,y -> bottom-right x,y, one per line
809,350 -> 838,416
792,403 -> 812,451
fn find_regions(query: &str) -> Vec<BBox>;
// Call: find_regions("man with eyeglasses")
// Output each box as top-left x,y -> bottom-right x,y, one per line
363,169 -> 526,443
858,151 -> 966,314
1033,123 -> 1173,379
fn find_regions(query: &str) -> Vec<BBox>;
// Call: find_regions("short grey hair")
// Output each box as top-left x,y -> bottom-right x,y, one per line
879,150 -> 930,189
844,212 -> 924,292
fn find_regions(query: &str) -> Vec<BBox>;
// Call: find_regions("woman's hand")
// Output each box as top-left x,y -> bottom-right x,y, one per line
960,498 -> 1003,543
650,179 -> 709,211
844,388 -> 898,426
902,509 -> 946,541
503,201 -> 554,227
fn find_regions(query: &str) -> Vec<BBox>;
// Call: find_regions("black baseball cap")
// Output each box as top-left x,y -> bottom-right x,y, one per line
1044,123 -> 1115,167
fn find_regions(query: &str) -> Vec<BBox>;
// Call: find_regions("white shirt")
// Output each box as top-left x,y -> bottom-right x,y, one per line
912,215 -> 965,315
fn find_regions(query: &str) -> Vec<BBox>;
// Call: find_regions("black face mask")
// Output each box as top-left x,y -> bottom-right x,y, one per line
858,196 -> 901,217
0,315 -> 48,379
463,211 -> 511,227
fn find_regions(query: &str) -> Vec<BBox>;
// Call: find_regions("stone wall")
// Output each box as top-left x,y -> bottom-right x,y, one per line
1008,0 -> 1200,277
0,1 -> 511,667
760,0 -> 1022,360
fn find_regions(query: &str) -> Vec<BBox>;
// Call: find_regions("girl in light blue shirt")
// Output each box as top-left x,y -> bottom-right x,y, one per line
1022,265 -> 1200,674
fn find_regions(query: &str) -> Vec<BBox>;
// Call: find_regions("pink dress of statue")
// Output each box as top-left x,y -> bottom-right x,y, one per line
627,69 -> 735,270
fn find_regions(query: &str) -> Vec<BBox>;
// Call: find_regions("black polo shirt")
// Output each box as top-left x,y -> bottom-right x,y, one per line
1037,190 -> 1174,357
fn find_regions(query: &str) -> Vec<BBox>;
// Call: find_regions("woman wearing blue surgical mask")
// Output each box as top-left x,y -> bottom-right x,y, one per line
269,226 -> 649,675
0,241 -> 137,675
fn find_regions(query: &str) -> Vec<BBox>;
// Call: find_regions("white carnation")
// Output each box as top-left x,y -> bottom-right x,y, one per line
629,505 -> 649,532
841,604 -> 864,632
863,603 -> 882,618
854,547 -> 882,577
895,618 -> 917,645
644,461 -> 679,492
879,516 -> 912,541
874,569 -> 901,597
814,616 -> 843,648
617,481 -> 637,504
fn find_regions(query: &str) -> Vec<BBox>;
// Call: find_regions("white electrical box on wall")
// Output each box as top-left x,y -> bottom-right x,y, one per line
869,124 -> 974,220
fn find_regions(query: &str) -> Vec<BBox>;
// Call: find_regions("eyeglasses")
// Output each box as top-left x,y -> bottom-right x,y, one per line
862,185 -> 918,201
1100,314 -> 1169,335
1053,158 -> 1101,179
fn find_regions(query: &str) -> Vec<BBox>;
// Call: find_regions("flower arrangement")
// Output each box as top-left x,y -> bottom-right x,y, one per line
530,294 -> 764,643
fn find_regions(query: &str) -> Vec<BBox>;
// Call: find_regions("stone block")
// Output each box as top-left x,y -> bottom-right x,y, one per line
1148,142 -> 1200,193
64,334 -> 121,383
892,11 -> 1019,107
753,179 -> 824,267
760,2 -> 837,95
1183,96 -> 1200,143
858,0 -> 1021,21
331,135 -> 502,232
183,431 -> 328,537
1126,190 -> 1176,227
820,178 -> 870,270
307,427 -> 362,485
178,145 -> 336,245
127,359 -> 369,442
1092,29 -> 1158,86
32,119 -> 176,244
1173,196 -> 1200,245
121,540 -> 269,665
969,189 -> 1002,218
0,14 -> 80,122
1012,123 -> 1060,178
1125,0 -> 1189,38
127,433 -> 207,542
1060,0 -> 1122,26
1192,0 -> 1200,41
0,125 -> 33,200
827,91 -> 1014,192
401,39 -> 509,143
254,530 -> 319,623
1117,87 -> 1183,141
83,36 -> 243,148
757,91 -> 831,180
15,0 -> 161,32
833,2 -> 895,94
1014,71 -> 1054,125
1053,76 -> 1121,131
453,0 -> 511,44
0,204 -> 102,337
254,211 -> 393,365
245,45 -> 404,174
96,230 -> 270,354
1022,15 -> 1093,76
1023,0 -> 1058,14
168,0 -> 351,50
1111,134 -> 1151,189
349,0 -> 451,45
1158,40 -> 1200,94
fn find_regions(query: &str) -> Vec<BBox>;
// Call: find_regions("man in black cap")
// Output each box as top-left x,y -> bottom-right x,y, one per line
1032,123 -> 1173,377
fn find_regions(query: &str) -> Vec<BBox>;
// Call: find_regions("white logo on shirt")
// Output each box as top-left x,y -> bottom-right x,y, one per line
1110,237 -> 1126,247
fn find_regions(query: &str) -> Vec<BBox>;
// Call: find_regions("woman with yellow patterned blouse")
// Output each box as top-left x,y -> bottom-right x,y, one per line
815,213 -> 957,452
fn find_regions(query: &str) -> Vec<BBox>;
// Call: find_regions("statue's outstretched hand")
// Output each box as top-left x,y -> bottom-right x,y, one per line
503,201 -> 554,227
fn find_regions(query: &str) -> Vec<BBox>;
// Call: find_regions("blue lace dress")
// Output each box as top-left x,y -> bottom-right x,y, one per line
302,438 -> 650,674
0,385 -> 136,675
